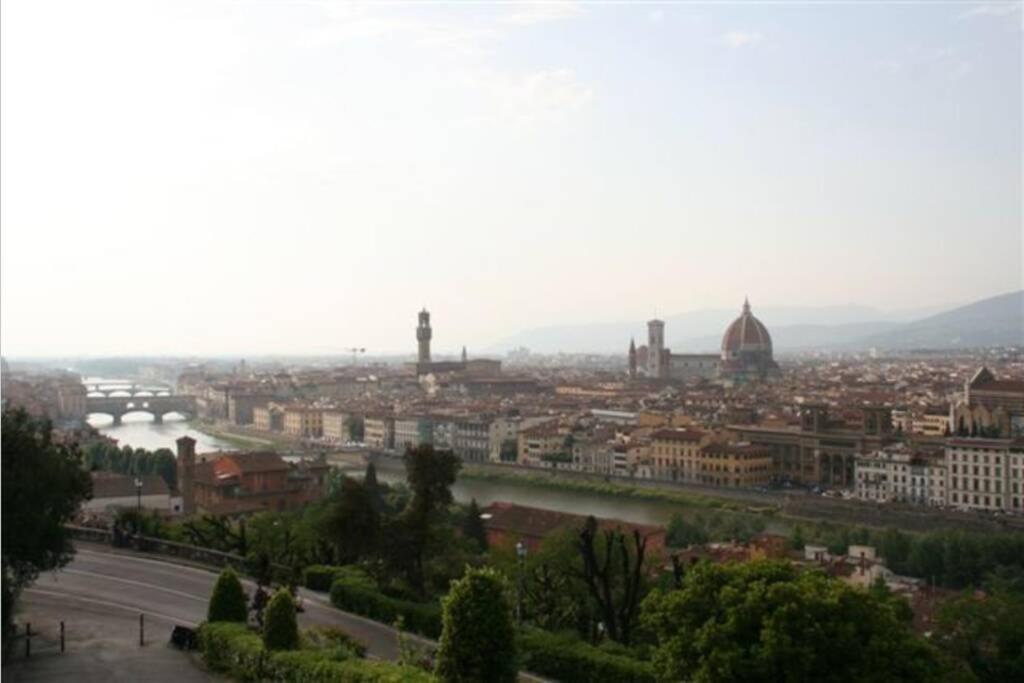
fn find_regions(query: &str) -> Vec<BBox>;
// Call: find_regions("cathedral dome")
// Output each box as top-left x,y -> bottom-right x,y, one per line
721,299 -> 772,357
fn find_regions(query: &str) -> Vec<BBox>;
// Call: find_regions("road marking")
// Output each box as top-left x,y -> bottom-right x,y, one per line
56,569 -> 208,602
24,588 -> 194,626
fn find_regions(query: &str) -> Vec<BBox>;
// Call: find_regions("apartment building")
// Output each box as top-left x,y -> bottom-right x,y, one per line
253,404 -> 284,432
283,405 -> 323,438
394,416 -> 434,452
648,428 -> 707,482
322,410 -> 350,442
697,443 -> 773,488
364,415 -> 395,450
855,443 -> 946,506
517,422 -> 567,465
946,438 -> 1024,513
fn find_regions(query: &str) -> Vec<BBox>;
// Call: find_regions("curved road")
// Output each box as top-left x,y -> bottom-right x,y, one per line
16,543 -> 426,666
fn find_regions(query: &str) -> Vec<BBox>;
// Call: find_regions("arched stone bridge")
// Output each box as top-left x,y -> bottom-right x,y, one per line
85,383 -> 172,397
86,395 -> 196,425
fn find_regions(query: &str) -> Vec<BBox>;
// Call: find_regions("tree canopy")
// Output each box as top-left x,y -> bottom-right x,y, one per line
2,407 -> 93,652
641,560 -> 956,683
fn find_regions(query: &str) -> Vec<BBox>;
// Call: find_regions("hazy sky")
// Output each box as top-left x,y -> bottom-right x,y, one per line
2,1 -> 1021,356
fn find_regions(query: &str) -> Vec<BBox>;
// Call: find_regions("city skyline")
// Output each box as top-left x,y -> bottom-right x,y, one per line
2,1 -> 1020,356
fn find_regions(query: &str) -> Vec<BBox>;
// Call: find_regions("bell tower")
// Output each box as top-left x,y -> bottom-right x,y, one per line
416,309 -> 432,363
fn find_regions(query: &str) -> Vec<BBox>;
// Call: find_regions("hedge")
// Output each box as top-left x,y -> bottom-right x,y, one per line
305,565 -> 342,592
198,622 -> 434,682
328,569 -> 443,639
518,628 -> 656,683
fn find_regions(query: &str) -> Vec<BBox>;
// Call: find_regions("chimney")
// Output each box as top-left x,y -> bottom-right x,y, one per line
176,436 -> 196,515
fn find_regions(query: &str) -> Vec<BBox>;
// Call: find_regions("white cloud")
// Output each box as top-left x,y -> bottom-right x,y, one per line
958,3 -> 1022,20
498,1 -> 582,26
455,67 -> 593,126
722,31 -> 764,49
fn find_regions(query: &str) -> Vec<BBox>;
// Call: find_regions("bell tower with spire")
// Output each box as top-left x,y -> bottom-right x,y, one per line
416,309 -> 432,363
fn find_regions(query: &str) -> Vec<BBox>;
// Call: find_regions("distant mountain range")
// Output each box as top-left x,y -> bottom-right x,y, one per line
488,291 -> 1023,354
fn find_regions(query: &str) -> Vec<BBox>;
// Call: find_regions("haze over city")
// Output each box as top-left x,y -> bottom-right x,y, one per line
1,1 -> 1020,357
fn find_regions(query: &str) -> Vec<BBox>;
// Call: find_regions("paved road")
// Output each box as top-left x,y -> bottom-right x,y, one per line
12,544 -> 419,663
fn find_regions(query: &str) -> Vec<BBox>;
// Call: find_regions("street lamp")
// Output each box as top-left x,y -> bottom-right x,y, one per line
134,477 -> 143,514
515,541 -> 527,625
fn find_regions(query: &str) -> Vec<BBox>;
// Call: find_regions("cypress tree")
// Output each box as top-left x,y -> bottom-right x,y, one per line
462,498 -> 488,552
436,567 -> 517,683
263,588 -> 299,650
207,568 -> 248,622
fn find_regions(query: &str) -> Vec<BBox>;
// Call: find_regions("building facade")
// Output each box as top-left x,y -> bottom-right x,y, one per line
946,438 -> 1024,513
855,443 -> 947,506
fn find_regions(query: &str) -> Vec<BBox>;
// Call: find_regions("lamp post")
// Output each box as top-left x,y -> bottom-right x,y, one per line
515,541 -> 527,625
134,477 -> 143,515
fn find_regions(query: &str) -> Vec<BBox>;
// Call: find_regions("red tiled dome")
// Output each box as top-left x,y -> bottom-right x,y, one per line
721,299 -> 772,355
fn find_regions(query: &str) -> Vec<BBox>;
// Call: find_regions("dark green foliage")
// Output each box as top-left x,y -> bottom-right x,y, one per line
518,629 -> 655,683
2,408 -> 92,653
304,564 -> 349,592
404,445 -> 460,518
321,476 -> 380,564
577,516 -> 649,645
82,441 -> 177,489
461,499 -> 488,552
435,567 -> 517,683
641,560 -> 951,683
934,582 -> 1024,682
303,625 -> 368,659
393,445 -> 461,597
363,462 -> 383,512
198,622 -> 433,682
665,513 -> 709,548
263,589 -> 299,650
344,416 -> 365,442
207,568 -> 248,622
329,567 -> 443,638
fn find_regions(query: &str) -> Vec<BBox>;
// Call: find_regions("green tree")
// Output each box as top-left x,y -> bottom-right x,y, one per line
207,568 -> 248,622
320,476 -> 380,564
934,583 -> 1024,682
2,408 -> 92,653
641,560 -> 954,683
461,499 -> 488,552
363,462 -> 384,513
262,588 -> 299,650
577,516 -> 650,645
397,445 -> 461,596
344,415 -> 365,442
665,513 -> 708,548
435,567 -> 517,683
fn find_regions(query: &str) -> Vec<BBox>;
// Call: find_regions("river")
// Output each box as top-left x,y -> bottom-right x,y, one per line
82,379 -> 771,529
359,461 -> 784,531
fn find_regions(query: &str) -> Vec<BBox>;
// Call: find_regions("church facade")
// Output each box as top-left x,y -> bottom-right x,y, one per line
628,299 -> 780,385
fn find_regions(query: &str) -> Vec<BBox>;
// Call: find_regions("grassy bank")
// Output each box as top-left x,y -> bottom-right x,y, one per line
190,420 -> 292,450
457,464 -> 762,514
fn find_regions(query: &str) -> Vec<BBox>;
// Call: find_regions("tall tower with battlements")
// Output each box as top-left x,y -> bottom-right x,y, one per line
417,309 -> 432,363
647,319 -> 665,380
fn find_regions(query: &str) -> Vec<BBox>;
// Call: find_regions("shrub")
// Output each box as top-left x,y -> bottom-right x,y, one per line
197,622 -> 435,682
518,629 -> 656,683
207,568 -> 248,623
329,568 -> 443,638
305,565 -> 347,592
303,625 -> 368,659
435,567 -> 517,683
264,588 -> 300,651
